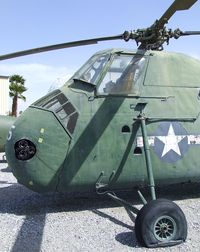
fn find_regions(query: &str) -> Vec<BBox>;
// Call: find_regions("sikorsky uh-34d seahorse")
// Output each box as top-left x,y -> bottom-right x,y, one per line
1,0 -> 200,248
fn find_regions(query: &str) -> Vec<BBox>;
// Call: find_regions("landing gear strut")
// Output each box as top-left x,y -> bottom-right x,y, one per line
135,115 -> 187,247
96,114 -> 188,248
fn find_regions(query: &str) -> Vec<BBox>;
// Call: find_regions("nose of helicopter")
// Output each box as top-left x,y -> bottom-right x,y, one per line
5,107 -> 71,192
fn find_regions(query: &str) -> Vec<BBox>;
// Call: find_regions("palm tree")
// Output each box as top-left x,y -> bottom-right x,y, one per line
9,74 -> 27,117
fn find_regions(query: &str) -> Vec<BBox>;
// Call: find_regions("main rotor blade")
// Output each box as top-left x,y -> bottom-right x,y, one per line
180,31 -> 200,36
156,0 -> 198,28
0,34 -> 123,61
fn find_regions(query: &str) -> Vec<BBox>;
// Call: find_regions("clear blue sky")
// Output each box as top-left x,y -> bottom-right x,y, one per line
0,0 -> 200,112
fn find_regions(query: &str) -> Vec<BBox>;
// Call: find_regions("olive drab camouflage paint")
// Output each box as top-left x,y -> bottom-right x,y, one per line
2,0 -> 200,247
5,49 -> 200,193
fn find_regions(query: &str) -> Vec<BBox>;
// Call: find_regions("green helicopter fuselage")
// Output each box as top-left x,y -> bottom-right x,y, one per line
5,49 -> 200,193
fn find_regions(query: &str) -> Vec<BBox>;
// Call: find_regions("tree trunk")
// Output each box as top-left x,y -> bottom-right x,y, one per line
12,95 -> 18,117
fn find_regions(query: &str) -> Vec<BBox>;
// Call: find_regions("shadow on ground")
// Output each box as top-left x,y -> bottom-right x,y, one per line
1,168 -> 200,250
1,177 -> 200,216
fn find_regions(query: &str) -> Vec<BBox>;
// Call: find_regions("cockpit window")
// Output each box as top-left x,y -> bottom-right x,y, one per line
97,53 -> 147,95
73,53 -> 110,85
33,90 -> 78,136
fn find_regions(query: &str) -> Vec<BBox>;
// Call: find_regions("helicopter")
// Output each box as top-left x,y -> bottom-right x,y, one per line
0,115 -> 15,153
1,0 -> 200,248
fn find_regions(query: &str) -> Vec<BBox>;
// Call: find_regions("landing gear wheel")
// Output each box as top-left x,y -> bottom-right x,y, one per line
135,199 -> 187,248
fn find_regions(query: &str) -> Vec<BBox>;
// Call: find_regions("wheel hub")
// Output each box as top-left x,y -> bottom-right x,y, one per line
154,215 -> 177,241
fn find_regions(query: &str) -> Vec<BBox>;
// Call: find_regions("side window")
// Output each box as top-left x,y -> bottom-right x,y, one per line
97,54 -> 146,95
98,55 -> 132,93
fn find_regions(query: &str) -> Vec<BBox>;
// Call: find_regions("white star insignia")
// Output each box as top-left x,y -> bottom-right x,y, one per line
156,124 -> 183,157
136,123 -> 200,163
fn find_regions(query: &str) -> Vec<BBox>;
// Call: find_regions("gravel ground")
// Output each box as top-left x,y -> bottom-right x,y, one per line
1,152 -> 200,252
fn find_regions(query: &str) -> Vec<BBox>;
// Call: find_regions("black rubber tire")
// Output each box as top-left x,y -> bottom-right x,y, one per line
135,199 -> 187,248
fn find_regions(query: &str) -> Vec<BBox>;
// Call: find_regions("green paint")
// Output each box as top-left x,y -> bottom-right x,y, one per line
0,115 -> 16,152
5,49 -> 200,193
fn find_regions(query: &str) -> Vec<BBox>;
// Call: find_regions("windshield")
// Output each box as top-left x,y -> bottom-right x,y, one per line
72,53 -> 110,85
97,53 -> 147,95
